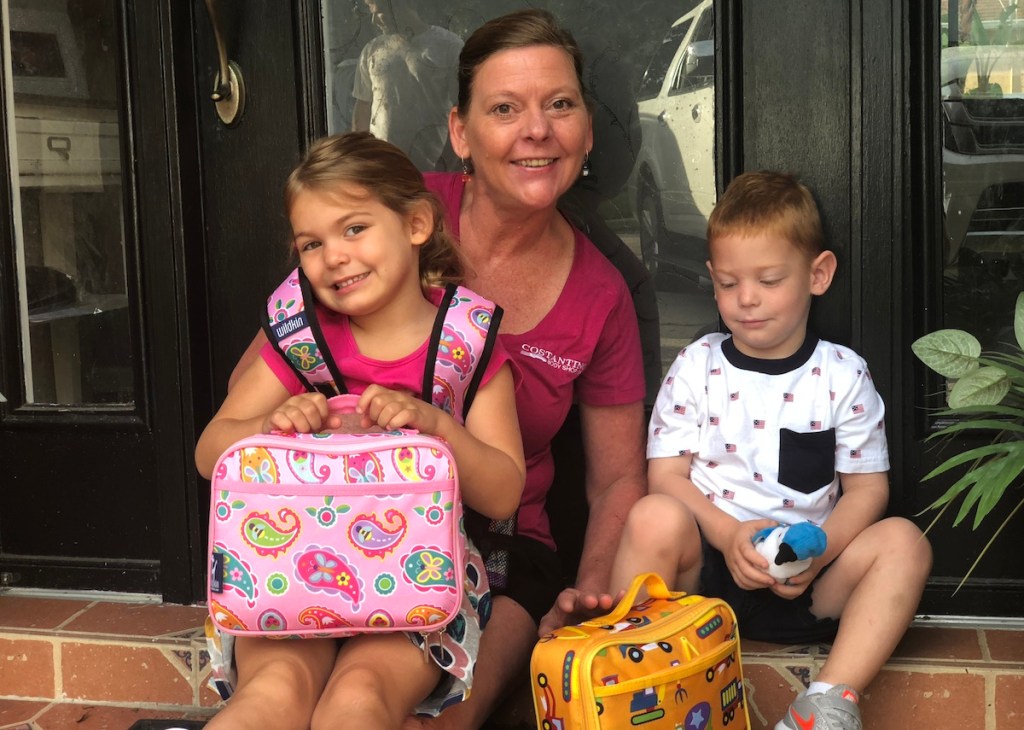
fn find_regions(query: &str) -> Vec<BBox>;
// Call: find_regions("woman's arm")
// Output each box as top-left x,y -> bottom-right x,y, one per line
575,400 -> 648,595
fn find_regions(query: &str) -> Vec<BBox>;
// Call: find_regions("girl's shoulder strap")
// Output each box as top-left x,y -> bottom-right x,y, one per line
262,267 -> 346,397
423,284 -> 503,424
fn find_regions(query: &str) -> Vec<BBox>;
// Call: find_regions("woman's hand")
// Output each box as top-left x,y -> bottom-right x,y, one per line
262,392 -> 340,434
356,384 -> 445,434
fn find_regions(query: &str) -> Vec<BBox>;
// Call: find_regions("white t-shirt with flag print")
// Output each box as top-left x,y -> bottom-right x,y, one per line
648,333 -> 889,526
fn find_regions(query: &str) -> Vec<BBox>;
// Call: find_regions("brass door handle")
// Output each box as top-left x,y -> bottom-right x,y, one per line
203,0 -> 246,126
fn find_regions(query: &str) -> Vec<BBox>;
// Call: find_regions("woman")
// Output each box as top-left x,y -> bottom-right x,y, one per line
226,10 -> 648,728
411,10 -> 647,727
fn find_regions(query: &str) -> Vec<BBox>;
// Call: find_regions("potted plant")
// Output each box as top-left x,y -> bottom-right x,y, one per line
911,291 -> 1024,585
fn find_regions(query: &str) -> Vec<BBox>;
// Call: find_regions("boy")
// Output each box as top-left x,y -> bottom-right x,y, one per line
610,171 -> 931,730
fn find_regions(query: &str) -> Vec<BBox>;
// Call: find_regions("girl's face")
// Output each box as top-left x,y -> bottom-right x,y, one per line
290,185 -> 431,319
449,44 -> 592,213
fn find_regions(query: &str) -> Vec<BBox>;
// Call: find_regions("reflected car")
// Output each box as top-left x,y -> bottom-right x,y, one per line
627,0 -> 715,285
941,44 -> 1024,341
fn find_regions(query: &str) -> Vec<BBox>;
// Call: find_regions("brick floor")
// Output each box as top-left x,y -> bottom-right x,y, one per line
0,593 -> 1022,729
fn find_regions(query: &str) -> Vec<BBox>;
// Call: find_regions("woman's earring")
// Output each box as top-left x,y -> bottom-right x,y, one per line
581,152 -> 591,178
461,157 -> 472,183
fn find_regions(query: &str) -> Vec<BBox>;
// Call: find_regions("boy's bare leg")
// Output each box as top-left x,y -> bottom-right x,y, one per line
402,595 -> 538,730
610,493 -> 703,594
808,517 -> 932,691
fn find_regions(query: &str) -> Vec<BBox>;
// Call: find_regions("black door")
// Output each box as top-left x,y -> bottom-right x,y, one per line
0,1 -> 205,601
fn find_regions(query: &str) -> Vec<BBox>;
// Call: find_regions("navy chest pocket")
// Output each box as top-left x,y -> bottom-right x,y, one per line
778,427 -> 837,494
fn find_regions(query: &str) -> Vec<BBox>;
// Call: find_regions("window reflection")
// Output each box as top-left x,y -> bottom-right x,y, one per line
322,1 -> 721,377
941,1 -> 1024,349
6,1 -> 132,405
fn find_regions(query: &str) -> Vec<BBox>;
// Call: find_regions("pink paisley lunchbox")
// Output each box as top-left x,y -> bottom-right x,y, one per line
206,396 -> 467,638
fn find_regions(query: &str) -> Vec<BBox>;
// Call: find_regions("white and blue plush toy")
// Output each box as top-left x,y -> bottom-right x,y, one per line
752,522 -> 827,581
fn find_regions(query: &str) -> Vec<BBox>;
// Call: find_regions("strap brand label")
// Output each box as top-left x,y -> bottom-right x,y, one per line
272,311 -> 308,341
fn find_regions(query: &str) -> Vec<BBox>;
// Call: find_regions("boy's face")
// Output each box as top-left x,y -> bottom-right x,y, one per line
706,232 -> 836,360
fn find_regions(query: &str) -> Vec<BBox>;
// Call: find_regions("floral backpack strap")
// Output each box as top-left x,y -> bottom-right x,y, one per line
423,283 -> 503,424
262,267 -> 346,397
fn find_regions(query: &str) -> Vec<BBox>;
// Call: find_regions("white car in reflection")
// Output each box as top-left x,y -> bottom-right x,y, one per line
628,0 -> 715,285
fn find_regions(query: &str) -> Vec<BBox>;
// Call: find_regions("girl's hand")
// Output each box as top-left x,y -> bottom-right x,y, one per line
357,385 -> 445,434
722,519 -> 777,591
262,392 -> 340,434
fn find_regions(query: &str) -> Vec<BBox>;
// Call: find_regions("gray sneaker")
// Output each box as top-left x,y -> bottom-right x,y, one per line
774,684 -> 862,730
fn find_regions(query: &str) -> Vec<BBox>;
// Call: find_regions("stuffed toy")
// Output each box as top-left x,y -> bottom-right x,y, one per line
752,522 -> 827,581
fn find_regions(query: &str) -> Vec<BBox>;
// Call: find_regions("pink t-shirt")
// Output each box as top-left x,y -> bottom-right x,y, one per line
261,286 -> 511,400
425,172 -> 645,548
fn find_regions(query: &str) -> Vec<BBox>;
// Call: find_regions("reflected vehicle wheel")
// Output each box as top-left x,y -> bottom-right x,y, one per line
639,180 -> 665,281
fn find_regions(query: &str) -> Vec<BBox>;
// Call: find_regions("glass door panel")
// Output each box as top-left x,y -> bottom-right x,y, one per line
5,0 -> 132,406
321,0 -> 721,383
941,1 -> 1024,349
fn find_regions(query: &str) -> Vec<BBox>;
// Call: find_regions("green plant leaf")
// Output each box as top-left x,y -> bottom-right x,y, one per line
948,367 -> 1011,408
972,447 -> 1024,528
922,442 -> 1013,480
911,330 -> 981,378
927,419 -> 1024,439
925,468 -> 982,511
1016,291 -> 1024,352
933,404 -> 1024,420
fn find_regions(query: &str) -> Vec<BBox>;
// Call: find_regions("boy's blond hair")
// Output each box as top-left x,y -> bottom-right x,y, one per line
707,171 -> 824,259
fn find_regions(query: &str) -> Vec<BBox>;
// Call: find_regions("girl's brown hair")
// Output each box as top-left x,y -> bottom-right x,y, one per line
284,132 -> 463,290
707,171 -> 825,259
455,8 -> 586,115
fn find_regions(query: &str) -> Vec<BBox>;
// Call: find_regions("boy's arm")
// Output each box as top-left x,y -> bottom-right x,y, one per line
817,470 -> 889,566
649,454 -> 774,590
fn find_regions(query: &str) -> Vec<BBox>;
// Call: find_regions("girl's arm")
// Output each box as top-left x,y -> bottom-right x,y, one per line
195,357 -> 337,478
357,364 -> 525,520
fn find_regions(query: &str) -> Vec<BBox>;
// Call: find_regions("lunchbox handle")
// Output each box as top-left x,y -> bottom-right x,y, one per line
599,572 -> 685,624
327,394 -> 360,414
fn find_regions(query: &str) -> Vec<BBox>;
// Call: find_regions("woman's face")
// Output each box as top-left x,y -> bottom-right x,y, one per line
450,44 -> 592,213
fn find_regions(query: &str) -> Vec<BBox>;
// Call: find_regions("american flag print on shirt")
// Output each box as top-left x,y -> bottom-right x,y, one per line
783,393 -> 794,402
810,420 -> 822,430
753,419 -> 765,429
852,404 -> 865,414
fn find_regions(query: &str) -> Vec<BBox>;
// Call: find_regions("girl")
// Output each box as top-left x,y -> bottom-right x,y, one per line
196,132 -> 526,730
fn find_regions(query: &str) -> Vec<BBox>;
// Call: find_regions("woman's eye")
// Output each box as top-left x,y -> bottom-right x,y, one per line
551,98 -> 575,111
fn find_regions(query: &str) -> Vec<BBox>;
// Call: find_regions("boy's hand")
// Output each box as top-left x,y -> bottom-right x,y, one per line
768,562 -> 822,599
262,393 -> 340,434
357,385 -> 444,433
722,518 -> 778,590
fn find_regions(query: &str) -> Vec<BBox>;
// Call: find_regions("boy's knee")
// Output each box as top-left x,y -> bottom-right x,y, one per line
625,494 -> 693,537
869,517 -> 933,574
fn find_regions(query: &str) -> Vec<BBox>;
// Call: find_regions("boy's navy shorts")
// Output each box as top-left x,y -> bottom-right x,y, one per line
700,540 -> 840,644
